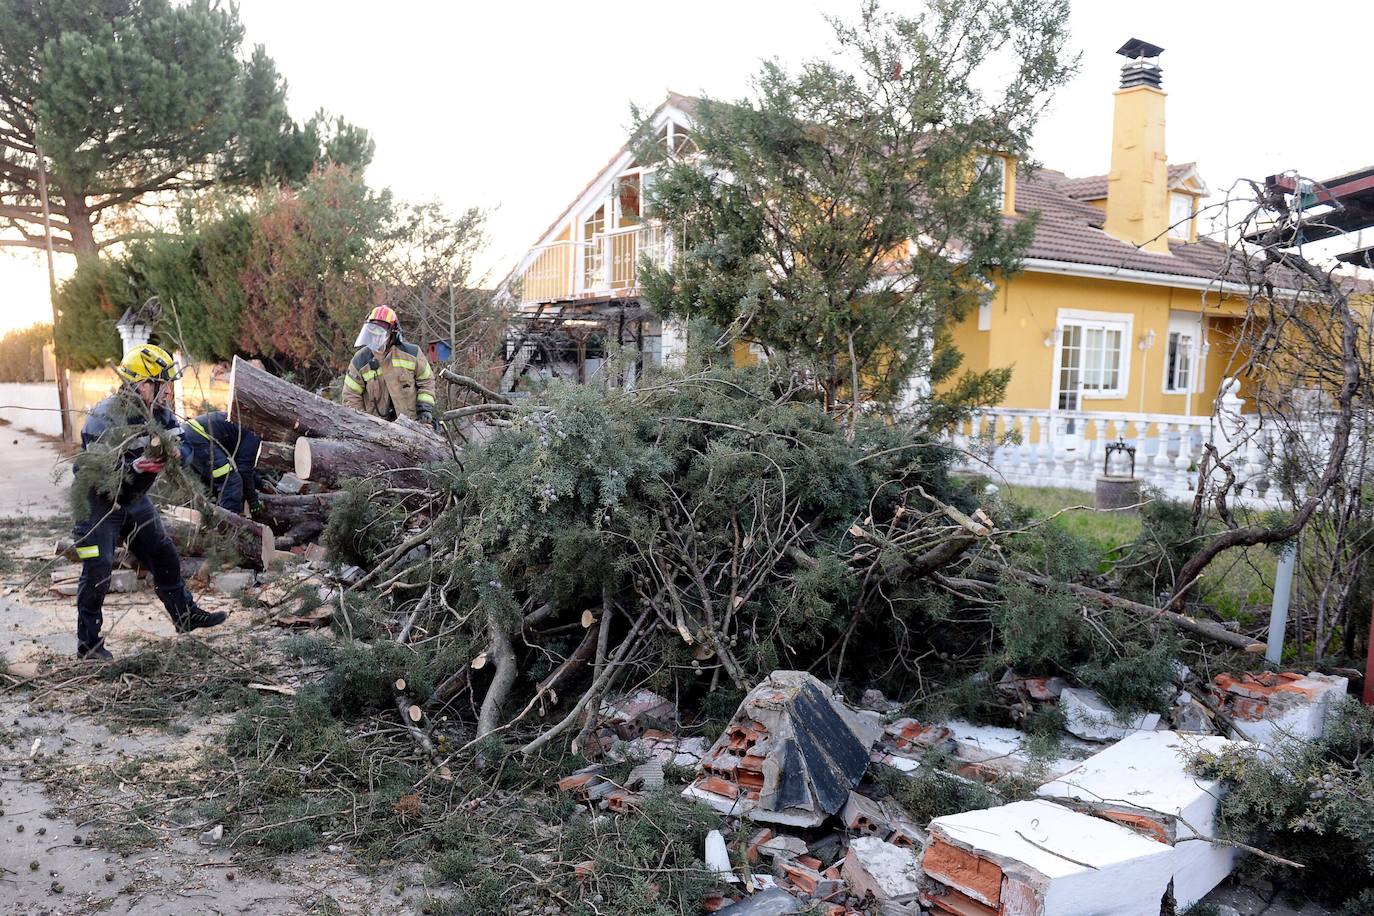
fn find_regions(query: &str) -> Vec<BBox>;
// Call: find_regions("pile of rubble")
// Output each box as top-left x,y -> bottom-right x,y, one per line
558,667 -> 1351,915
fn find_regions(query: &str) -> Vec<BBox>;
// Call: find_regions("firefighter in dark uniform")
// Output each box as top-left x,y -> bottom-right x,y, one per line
183,411 -> 263,515
340,306 -> 437,425
70,344 -> 227,660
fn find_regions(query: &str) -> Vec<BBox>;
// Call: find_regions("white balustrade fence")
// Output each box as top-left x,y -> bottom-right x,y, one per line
947,406 -> 1337,508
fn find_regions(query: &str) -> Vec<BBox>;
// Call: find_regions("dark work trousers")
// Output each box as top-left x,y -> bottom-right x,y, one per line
71,493 -> 193,652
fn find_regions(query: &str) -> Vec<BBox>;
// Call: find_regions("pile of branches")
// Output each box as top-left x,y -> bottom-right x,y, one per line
325,356 -> 1256,761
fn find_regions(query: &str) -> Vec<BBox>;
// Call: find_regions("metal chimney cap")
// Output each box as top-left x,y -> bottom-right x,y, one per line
1116,38 -> 1164,60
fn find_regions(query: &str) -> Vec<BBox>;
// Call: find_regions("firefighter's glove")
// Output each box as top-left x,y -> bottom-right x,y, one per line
417,408 -> 438,431
131,456 -> 166,474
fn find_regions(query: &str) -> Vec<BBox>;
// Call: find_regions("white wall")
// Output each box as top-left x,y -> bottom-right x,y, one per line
0,382 -> 63,437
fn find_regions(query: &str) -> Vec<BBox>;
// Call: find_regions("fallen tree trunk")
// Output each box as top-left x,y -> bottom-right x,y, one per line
294,437 -> 431,489
227,357 -> 449,464
255,440 -> 295,472
163,505 -> 275,571
254,493 -> 342,548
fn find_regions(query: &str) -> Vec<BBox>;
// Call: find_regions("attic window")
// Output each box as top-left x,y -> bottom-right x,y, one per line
978,155 -> 1007,209
1169,192 -> 1193,239
657,121 -> 695,154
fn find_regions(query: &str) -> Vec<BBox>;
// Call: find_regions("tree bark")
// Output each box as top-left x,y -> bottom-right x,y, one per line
162,505 -> 275,571
255,440 -> 295,472
294,437 -> 432,489
227,356 -> 449,462
254,492 -> 341,548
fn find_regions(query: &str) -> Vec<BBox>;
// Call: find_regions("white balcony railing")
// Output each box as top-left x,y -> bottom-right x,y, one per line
517,224 -> 674,306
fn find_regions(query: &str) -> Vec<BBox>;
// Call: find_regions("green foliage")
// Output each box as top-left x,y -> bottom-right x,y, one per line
435,359 -> 956,690
322,478 -> 409,569
636,0 -> 1075,409
988,581 -> 1178,716
0,0 -> 371,259
872,753 -> 1001,823
0,322 -> 52,382
53,169 -> 491,385
52,257 -> 127,370
1114,490 -> 1201,605
1192,698 -> 1374,911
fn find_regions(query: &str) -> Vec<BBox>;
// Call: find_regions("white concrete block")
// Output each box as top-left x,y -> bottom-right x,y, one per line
925,799 -> 1174,916
842,837 -> 922,906
945,720 -> 1092,780
1037,730 -> 1239,909
1060,687 -> 1161,742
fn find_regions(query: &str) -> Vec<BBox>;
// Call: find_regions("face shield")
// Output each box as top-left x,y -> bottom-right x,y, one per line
354,321 -> 390,353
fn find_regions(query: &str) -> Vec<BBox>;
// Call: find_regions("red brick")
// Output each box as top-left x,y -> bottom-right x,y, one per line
930,886 -> 999,916
696,776 -> 740,799
1100,809 -> 1170,845
746,828 -> 774,863
922,838 -> 1003,908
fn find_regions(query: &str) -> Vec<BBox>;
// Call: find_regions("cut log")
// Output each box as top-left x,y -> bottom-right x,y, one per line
255,492 -> 342,548
162,505 -> 275,571
255,440 -> 295,472
227,356 -> 450,464
294,438 -> 431,489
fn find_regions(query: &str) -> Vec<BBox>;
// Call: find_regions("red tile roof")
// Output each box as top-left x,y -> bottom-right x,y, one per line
1013,166 -> 1259,286
1056,163 -> 1200,201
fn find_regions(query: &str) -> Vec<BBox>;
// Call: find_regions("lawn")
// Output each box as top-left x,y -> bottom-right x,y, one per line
1002,484 -> 1279,625
1003,485 -> 1142,556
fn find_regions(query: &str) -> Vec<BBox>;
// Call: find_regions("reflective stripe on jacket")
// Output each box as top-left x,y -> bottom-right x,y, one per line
340,341 -> 435,420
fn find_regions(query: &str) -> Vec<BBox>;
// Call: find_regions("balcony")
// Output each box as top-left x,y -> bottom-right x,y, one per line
515,224 -> 671,307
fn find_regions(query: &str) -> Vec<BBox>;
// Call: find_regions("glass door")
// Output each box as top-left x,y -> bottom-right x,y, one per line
1057,324 -> 1082,412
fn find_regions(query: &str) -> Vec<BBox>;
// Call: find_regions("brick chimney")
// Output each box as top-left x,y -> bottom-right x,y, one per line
1105,39 -> 1170,253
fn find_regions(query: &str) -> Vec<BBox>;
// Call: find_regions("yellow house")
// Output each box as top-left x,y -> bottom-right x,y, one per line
500,43 -> 1302,499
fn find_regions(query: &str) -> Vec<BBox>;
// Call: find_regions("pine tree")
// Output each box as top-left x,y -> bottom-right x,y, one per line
638,0 -> 1075,418
0,0 -> 372,260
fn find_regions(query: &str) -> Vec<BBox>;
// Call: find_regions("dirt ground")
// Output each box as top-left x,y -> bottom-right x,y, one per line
0,427 -> 70,520
1,579 -> 433,914
0,432 -> 429,915
0,430 -> 1339,915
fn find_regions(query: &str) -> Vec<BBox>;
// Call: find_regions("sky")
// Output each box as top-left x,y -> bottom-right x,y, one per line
3,0 -> 1372,334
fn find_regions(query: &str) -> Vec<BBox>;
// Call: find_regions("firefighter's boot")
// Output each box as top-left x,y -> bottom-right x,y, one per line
156,584 -> 228,634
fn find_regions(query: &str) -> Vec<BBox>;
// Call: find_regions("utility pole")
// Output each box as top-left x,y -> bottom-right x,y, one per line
35,143 -> 73,443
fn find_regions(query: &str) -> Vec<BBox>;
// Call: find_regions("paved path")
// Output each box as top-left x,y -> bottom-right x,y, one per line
0,426 -> 68,519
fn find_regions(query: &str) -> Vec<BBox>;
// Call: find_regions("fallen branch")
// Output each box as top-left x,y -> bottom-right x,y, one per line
440,368 -> 511,405
520,604 -> 654,758
428,603 -> 556,709
998,565 -> 1266,654
348,525 -> 436,592
443,402 -> 520,421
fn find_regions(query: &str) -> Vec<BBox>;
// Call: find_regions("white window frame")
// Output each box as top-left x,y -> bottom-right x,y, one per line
1162,314 -> 1203,394
1169,192 -> 1193,240
1053,308 -> 1133,402
978,154 -> 1007,210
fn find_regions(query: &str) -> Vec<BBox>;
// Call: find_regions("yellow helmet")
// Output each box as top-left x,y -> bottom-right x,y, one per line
116,344 -> 179,385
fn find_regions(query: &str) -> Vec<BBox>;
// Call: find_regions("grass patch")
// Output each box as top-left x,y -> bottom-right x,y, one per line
1004,486 -> 1142,558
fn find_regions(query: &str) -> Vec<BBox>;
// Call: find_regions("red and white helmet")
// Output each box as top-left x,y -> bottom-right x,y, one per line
365,305 -> 398,330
